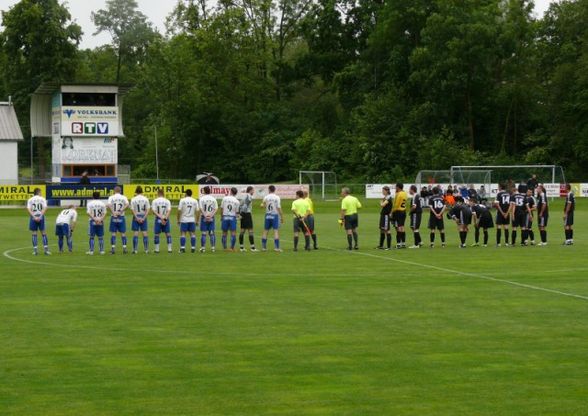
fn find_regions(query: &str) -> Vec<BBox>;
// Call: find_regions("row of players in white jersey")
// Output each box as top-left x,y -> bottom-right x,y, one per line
26,185 -> 287,255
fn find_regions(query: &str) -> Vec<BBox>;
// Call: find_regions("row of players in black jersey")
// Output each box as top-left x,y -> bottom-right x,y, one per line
378,183 -> 576,249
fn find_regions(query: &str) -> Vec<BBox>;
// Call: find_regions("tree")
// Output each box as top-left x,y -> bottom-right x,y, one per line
92,0 -> 157,82
1,0 -> 81,179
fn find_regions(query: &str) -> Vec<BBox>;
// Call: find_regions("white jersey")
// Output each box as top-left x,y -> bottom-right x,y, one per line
27,195 -> 47,218
130,195 -> 151,218
87,200 -> 107,221
107,193 -> 129,216
263,194 -> 281,216
178,197 -> 199,223
56,208 -> 78,225
152,197 -> 172,218
200,195 -> 218,218
221,196 -> 240,218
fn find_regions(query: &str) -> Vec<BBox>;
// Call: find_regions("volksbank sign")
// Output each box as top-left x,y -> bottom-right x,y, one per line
60,106 -> 120,136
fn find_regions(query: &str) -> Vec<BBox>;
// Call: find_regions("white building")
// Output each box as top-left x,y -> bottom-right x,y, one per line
0,101 -> 24,184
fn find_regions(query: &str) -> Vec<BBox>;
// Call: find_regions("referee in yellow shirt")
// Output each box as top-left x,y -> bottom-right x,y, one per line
291,190 -> 311,251
303,190 -> 318,249
392,183 -> 408,249
340,187 -> 362,250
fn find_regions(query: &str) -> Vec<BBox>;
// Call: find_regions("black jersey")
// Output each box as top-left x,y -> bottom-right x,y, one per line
429,195 -> 445,216
511,192 -> 526,215
536,192 -> 548,214
381,195 -> 393,215
565,191 -> 575,212
526,195 -> 536,211
411,194 -> 423,214
495,191 -> 511,213
472,204 -> 490,218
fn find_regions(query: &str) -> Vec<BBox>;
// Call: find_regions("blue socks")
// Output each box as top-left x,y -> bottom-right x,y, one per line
99,238 -> 104,252
190,236 -> 196,249
262,238 -> 267,249
42,234 -> 48,248
32,234 -> 38,249
230,235 -> 236,249
274,239 -> 280,249
58,236 -> 64,251
180,236 -> 186,248
133,236 -> 139,251
89,237 -> 95,252
143,236 -> 149,251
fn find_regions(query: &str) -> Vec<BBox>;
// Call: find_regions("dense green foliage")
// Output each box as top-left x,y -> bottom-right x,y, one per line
1,0 -> 588,181
1,201 -> 587,414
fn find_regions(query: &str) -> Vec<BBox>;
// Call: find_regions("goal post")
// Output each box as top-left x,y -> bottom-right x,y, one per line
299,171 -> 338,200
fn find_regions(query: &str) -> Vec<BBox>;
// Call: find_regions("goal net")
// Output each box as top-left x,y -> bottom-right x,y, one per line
299,171 -> 338,200
450,165 -> 566,186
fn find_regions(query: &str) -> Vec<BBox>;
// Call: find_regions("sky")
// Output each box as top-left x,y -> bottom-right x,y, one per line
0,0 -> 557,50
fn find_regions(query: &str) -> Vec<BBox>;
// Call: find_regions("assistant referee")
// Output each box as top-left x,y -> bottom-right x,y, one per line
340,187 -> 362,250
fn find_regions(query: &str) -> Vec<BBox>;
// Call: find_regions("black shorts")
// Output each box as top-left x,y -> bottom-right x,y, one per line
565,211 -> 574,226
538,212 -> 549,227
344,214 -> 358,230
306,215 -> 315,232
477,214 -> 494,229
511,212 -> 526,228
379,214 -> 391,231
410,212 -> 422,230
496,212 -> 510,225
458,211 -> 472,226
293,218 -> 305,233
240,213 -> 253,229
428,215 -> 444,230
392,211 -> 406,227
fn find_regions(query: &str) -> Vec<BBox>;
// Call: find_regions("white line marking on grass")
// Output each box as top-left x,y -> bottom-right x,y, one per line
1,246 -> 357,279
324,246 -> 588,302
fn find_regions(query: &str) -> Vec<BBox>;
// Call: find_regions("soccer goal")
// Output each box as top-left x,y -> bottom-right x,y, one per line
450,165 -> 566,185
299,171 -> 338,200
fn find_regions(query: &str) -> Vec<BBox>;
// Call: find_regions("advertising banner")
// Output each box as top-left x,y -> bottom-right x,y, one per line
53,137 -> 118,165
47,185 -> 118,200
61,106 -> 120,136
201,184 -> 309,200
123,184 -> 200,201
0,185 -> 46,201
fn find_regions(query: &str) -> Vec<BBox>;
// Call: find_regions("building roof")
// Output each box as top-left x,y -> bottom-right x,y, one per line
0,102 -> 24,141
33,82 -> 133,96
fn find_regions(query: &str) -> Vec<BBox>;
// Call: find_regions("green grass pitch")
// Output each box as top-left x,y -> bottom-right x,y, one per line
1,199 -> 587,415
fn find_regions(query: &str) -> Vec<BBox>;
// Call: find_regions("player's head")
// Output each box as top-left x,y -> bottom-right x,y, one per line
341,187 -> 350,196
382,186 -> 390,196
517,184 -> 525,193
114,185 -> 122,194
396,183 -> 403,192
68,204 -> 76,210
526,188 -> 532,196
135,186 -> 143,195
203,186 -> 211,195
296,190 -> 304,199
231,187 -> 238,196
498,183 -> 505,191
409,185 -> 417,195
246,186 -> 254,195
158,189 -> 165,197
93,191 -> 101,199
536,184 -> 544,194
33,188 -> 41,196
186,189 -> 192,197
455,196 -> 464,204
565,183 -> 571,191
432,187 -> 440,195
468,198 -> 476,206
268,185 -> 276,193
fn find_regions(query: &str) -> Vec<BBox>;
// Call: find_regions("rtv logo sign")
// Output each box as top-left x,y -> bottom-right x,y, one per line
71,122 -> 109,135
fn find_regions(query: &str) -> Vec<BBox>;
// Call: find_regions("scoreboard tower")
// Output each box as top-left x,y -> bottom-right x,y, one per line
31,83 -> 131,184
